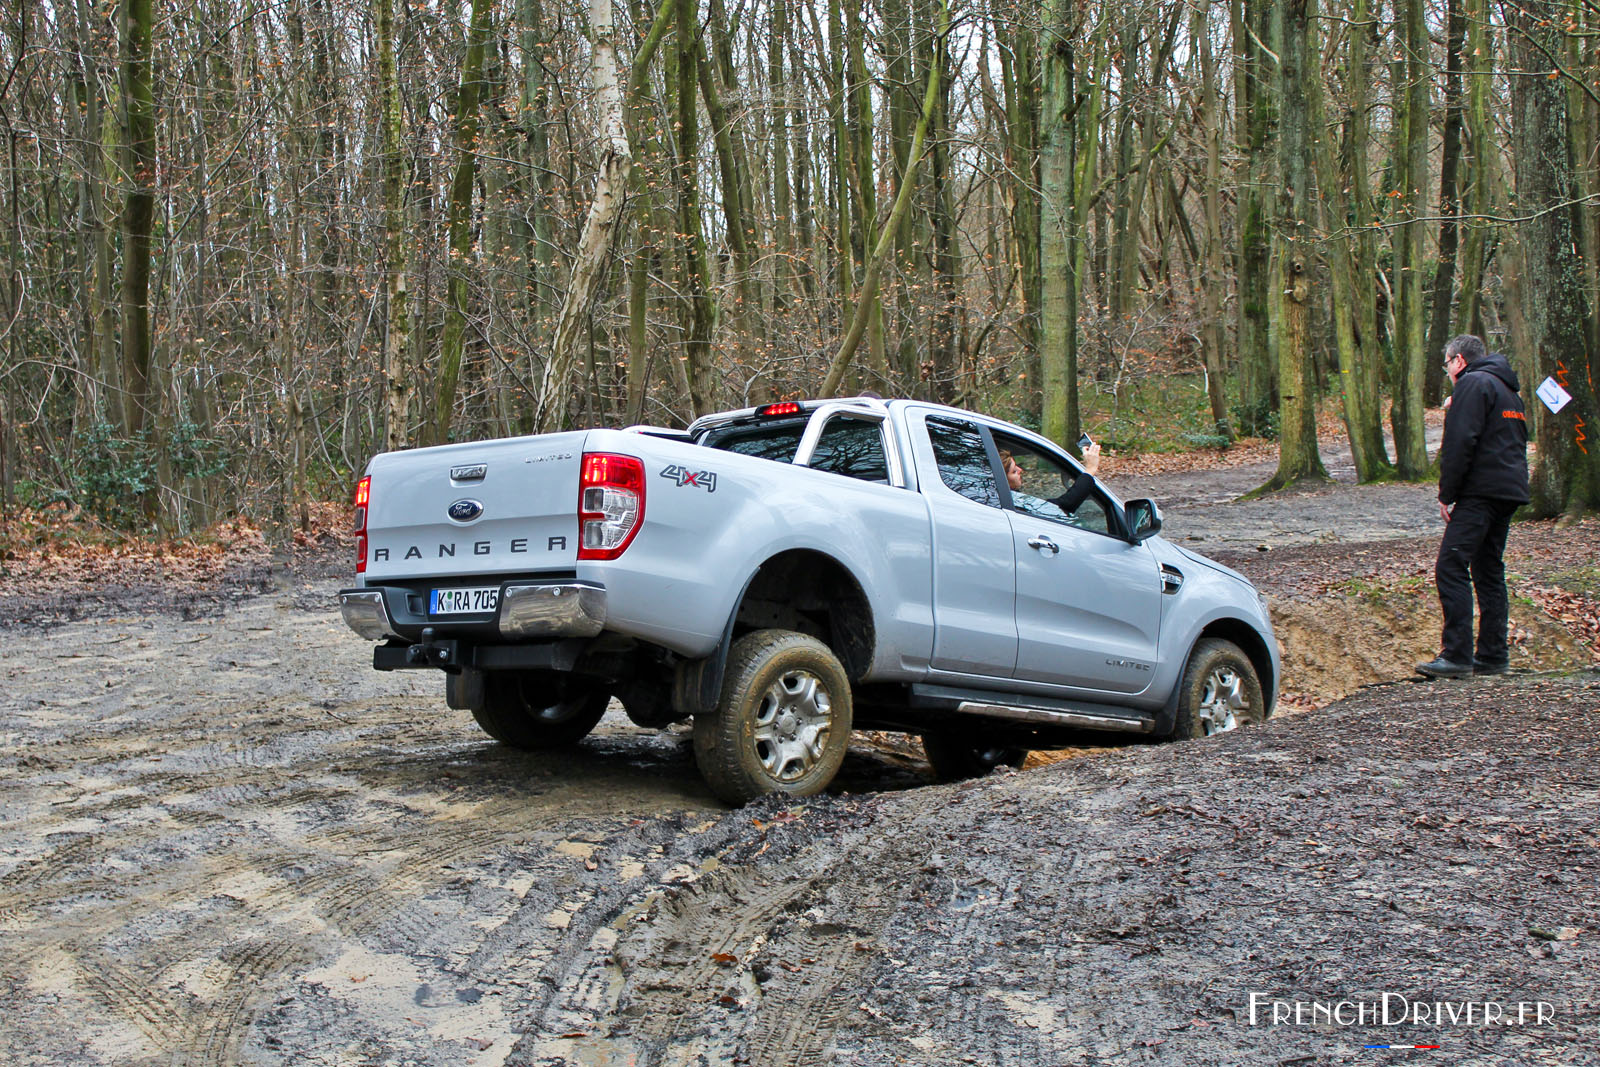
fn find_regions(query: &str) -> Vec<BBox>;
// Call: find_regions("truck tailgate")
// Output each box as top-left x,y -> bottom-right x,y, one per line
363,432 -> 588,580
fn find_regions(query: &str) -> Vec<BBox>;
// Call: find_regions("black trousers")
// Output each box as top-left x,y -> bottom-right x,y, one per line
1435,496 -> 1517,665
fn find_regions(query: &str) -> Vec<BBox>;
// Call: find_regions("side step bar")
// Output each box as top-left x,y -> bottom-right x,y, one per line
910,683 -> 1155,734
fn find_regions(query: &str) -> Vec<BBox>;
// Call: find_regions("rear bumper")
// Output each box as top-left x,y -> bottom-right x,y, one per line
338,579 -> 608,644
339,589 -> 396,641
498,581 -> 607,638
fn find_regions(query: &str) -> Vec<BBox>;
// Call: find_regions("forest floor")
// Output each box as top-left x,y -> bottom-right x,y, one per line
1,422 -> 1597,1065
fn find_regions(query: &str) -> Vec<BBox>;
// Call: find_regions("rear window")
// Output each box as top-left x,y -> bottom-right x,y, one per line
699,419 -> 807,461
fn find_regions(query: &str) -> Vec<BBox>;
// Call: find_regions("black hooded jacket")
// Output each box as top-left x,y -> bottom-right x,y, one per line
1438,352 -> 1530,506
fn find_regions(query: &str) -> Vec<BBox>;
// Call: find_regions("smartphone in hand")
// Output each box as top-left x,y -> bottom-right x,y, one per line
1077,431 -> 1094,450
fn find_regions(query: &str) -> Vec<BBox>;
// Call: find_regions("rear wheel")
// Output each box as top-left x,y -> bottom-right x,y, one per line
920,732 -> 1028,782
693,629 -> 852,805
470,671 -> 609,749
1171,638 -> 1265,739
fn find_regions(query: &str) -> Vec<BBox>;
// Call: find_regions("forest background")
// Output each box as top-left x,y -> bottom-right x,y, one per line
0,0 -> 1596,538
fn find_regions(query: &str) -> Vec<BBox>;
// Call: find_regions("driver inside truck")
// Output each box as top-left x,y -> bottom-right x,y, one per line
999,443 -> 1102,527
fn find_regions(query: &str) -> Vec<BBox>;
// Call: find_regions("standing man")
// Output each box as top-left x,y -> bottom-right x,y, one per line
1416,335 -> 1530,679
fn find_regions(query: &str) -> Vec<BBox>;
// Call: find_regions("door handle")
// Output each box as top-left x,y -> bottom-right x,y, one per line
1027,535 -> 1060,555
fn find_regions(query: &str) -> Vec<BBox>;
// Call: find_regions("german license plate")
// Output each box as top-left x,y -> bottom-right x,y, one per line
430,586 -> 500,615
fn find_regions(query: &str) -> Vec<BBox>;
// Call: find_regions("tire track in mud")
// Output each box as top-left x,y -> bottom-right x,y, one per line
68,934 -> 319,1067
184,936 -> 320,1067
511,800 -> 919,1067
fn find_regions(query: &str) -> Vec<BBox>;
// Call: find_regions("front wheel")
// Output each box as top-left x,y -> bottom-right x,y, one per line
1170,638 -> 1265,739
693,629 -> 853,805
470,671 -> 609,749
920,732 -> 1028,782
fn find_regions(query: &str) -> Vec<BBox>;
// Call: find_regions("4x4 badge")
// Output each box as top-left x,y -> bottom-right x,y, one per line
660,464 -> 717,492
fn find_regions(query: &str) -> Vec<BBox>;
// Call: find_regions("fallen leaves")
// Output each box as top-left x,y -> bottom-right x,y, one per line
1525,585 -> 1600,659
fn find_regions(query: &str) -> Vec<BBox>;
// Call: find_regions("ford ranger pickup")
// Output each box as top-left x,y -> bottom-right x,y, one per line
339,397 -> 1279,803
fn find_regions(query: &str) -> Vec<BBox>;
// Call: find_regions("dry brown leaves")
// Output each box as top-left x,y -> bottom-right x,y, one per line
1525,586 -> 1600,660
0,500 -> 351,606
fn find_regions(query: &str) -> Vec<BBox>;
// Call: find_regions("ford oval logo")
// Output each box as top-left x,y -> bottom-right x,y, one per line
447,498 -> 484,523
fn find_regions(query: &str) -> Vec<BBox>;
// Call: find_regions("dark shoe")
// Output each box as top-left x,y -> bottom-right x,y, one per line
1416,657 -> 1473,679
1473,659 -> 1510,675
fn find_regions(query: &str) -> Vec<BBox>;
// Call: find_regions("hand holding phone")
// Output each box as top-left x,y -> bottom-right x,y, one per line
1077,431 -> 1094,450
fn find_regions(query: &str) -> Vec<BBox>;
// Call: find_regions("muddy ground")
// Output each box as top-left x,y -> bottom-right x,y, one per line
2,437 -> 1598,1065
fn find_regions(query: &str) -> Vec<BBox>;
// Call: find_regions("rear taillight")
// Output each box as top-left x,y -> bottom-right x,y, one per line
353,475 -> 371,573
757,401 -> 803,417
578,453 -> 645,560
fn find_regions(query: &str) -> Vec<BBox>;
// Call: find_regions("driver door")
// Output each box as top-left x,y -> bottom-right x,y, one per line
993,431 -> 1163,695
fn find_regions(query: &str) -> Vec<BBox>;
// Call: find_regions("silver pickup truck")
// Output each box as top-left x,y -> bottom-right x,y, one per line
340,397 -> 1278,803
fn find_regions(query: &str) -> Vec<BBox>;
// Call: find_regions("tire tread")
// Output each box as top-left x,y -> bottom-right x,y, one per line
693,629 -> 852,805
1170,637 -> 1264,740
470,674 -> 609,749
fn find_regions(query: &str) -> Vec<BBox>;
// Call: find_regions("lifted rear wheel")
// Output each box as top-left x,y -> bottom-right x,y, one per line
920,732 -> 1028,782
693,629 -> 852,805
470,671 -> 609,749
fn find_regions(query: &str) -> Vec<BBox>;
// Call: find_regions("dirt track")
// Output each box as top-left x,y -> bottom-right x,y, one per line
3,439 -> 1599,1065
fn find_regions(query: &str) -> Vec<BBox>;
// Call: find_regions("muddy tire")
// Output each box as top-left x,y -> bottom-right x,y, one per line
693,629 -> 853,805
1170,638 -> 1265,740
470,671 -> 609,749
920,732 -> 1028,782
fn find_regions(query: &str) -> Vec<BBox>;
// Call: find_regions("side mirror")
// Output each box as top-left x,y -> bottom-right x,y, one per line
1124,498 -> 1162,543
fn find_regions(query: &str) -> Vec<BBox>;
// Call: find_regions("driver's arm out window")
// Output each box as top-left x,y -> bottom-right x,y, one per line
993,432 -> 1112,534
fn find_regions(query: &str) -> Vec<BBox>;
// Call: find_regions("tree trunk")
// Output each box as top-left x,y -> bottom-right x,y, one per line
694,25 -> 751,320
378,0 -> 411,451
1259,0 -> 1327,491
1388,0 -> 1430,478
1423,0 -> 1465,406
64,0 -> 114,429
928,10 -> 959,404
1311,0 -> 1390,479
844,0 -> 884,382
118,0 -> 156,441
534,0 -> 634,431
769,0 -> 792,306
1453,0 -> 1492,338
1040,0 -> 1080,448
819,0 -> 946,398
619,0 -> 674,423
1233,0 -> 1277,435
1196,0 -> 1231,441
1507,0 -> 1600,516
670,0 -> 716,417
998,11 -> 1041,415
1569,0 -> 1600,369
428,0 -> 494,446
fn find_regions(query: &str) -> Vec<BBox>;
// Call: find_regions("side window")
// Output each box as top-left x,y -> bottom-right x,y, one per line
808,417 -> 890,484
992,432 -> 1113,535
926,417 -> 1001,508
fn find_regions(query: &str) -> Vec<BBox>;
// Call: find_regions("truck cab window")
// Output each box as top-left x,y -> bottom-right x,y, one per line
700,419 -> 807,462
926,417 -> 1001,508
992,432 -> 1112,534
807,417 -> 890,483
